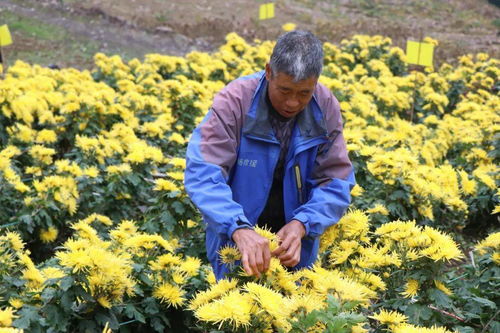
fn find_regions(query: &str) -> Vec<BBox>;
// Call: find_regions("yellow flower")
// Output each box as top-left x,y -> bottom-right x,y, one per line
0,307 -> 17,327
168,133 -> 186,145
8,298 -> 23,309
282,23 -> 297,32
97,296 -> 112,309
366,204 -> 389,215
370,309 -> 407,326
2,232 -> 25,252
351,323 -> 369,333
189,279 -> 238,310
154,179 -> 180,193
419,227 -> 462,261
40,227 -> 58,243
219,246 -> 241,265
29,145 -> 56,164
35,129 -> 57,144
434,280 -> 453,296
168,157 -> 186,169
186,219 -> 198,228
106,163 -> 132,174
41,267 -> 65,280
195,290 -> 252,329
153,283 -> 185,308
350,184 -> 364,197
178,256 -> 202,277
167,171 -> 184,181
83,167 -> 99,178
476,232 -> 500,255
401,279 -> 419,298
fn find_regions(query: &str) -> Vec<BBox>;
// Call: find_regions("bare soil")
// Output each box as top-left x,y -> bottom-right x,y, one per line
0,0 -> 499,69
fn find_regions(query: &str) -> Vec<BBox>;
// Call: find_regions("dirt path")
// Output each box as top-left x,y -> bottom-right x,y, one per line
0,0 -> 499,69
1,0 -> 214,60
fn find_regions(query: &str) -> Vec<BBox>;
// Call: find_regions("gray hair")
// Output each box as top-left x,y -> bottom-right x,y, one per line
269,30 -> 323,82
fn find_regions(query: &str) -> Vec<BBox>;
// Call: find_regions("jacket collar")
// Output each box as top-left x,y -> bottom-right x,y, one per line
243,73 -> 327,141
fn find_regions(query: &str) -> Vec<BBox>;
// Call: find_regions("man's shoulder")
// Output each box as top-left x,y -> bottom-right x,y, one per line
314,82 -> 340,114
224,73 -> 262,98
213,71 -> 263,112
313,81 -> 342,131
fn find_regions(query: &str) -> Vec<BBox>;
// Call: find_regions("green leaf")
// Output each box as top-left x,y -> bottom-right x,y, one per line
124,304 -> 146,323
171,201 -> 186,214
41,287 -> 56,303
151,316 -> 166,332
44,304 -> 68,331
428,288 -> 452,308
61,291 -> 74,311
60,276 -> 74,291
453,326 -> 475,333
489,321 -> 500,333
405,304 -> 433,324
471,296 -> 497,310
143,297 -> 160,315
13,306 -> 40,329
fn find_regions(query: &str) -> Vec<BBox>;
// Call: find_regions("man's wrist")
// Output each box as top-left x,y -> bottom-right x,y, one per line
290,219 -> 306,238
227,217 -> 252,240
231,221 -> 253,242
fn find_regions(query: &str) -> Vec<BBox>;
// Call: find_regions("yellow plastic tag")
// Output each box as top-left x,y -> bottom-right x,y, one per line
0,25 -> 13,47
259,3 -> 275,20
406,41 -> 434,67
267,3 -> 275,19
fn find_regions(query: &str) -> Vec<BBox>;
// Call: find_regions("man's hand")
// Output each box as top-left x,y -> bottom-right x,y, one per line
272,220 -> 305,267
232,228 -> 271,277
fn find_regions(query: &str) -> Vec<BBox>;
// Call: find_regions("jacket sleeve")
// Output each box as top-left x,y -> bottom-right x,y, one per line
184,92 -> 252,240
292,90 -> 356,238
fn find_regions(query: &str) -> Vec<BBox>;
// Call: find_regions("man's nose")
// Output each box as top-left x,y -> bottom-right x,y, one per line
286,97 -> 299,108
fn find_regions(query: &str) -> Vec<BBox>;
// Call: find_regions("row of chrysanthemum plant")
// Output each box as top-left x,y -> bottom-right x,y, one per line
1,213 -> 497,332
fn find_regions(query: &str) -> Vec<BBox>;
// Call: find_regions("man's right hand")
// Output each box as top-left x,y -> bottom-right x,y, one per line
232,228 -> 271,277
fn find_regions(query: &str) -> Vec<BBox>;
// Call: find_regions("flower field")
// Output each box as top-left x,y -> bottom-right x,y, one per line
0,33 -> 498,332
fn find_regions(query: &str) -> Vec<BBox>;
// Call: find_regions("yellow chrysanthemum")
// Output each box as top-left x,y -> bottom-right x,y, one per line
39,226 -> 59,243
219,246 -> 242,265
195,290 -> 253,329
370,309 -> 407,326
0,307 -> 17,327
434,280 -> 453,296
153,283 -> 185,308
401,279 -> 419,298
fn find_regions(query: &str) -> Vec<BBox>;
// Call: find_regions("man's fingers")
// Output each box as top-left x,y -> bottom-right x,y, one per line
241,252 -> 253,276
281,258 -> 299,267
276,229 -> 285,242
247,252 -> 260,277
278,240 -> 300,261
263,247 -> 271,272
272,235 -> 293,257
281,248 -> 301,267
255,248 -> 264,273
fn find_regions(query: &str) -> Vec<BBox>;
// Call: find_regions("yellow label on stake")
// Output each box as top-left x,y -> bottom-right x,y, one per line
0,25 -> 13,47
406,41 -> 434,67
259,3 -> 275,20
267,3 -> 275,19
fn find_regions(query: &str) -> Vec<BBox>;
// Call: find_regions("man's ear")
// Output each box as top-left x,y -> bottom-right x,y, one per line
265,63 -> 272,81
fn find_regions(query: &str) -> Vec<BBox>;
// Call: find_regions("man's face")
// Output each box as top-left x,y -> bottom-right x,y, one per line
265,63 -> 318,119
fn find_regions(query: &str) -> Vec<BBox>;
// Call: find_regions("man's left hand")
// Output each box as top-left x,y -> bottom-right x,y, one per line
272,220 -> 305,267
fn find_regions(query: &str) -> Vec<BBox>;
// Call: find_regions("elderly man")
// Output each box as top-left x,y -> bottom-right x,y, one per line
185,30 -> 355,280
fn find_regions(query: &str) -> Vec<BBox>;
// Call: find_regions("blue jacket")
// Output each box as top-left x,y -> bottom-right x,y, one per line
185,71 -> 355,279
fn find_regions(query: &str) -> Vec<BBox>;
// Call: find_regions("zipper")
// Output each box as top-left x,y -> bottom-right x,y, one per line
294,164 -> 304,204
245,134 -> 280,145
285,136 -> 327,171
